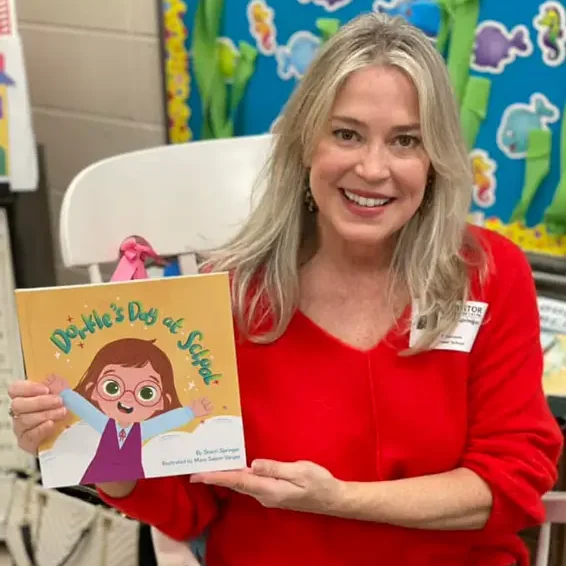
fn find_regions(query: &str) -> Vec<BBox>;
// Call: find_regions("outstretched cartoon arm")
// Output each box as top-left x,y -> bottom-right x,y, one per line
44,374 -> 108,435
141,398 -> 213,442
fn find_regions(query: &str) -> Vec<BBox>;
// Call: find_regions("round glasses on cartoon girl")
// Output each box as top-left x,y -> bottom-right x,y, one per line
96,374 -> 164,411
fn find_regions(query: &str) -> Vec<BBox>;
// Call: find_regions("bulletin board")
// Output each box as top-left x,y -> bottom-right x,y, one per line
157,0 -> 566,257
0,0 -> 38,191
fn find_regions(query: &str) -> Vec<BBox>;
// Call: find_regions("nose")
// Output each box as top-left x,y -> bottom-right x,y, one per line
354,143 -> 390,184
121,391 -> 136,405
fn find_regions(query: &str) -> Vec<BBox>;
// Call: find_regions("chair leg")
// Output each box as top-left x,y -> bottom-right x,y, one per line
535,522 -> 552,566
150,526 -> 201,566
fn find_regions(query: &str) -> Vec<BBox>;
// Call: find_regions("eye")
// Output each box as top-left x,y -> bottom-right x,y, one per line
394,134 -> 420,148
137,385 -> 158,402
102,379 -> 121,397
332,128 -> 360,143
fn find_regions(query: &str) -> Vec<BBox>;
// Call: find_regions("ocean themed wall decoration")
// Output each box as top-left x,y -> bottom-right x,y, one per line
373,0 -> 441,39
534,1 -> 566,67
471,21 -> 533,74
161,0 -> 192,143
158,0 -> 566,256
471,149 -> 498,209
297,0 -> 354,12
247,0 -> 277,55
497,93 -> 560,159
276,30 -> 321,80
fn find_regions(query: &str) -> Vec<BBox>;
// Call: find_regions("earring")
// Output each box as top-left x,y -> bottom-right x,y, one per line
304,185 -> 318,213
419,175 -> 434,214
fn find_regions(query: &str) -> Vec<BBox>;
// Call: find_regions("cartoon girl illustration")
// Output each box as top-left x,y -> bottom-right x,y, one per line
44,337 -> 212,485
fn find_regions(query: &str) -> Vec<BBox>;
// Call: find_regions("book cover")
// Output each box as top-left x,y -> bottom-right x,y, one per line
543,333 -> 566,398
15,272 -> 246,488
539,296 -> 566,399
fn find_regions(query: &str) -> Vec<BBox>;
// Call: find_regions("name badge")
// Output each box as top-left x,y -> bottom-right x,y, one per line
410,301 -> 488,353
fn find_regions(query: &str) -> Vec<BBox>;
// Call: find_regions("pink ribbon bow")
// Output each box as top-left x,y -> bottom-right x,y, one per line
110,236 -> 165,282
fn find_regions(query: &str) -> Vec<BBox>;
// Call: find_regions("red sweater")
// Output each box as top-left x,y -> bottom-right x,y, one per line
100,227 -> 563,566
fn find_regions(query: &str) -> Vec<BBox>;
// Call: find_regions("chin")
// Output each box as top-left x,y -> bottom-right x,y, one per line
334,222 -> 397,247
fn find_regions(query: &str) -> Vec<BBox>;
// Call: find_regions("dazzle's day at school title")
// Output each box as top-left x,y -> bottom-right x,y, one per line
15,272 -> 246,489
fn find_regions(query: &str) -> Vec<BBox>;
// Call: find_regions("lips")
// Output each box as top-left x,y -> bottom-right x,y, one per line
117,401 -> 134,414
341,188 -> 394,208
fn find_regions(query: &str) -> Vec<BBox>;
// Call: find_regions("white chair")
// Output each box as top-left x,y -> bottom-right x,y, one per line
536,491 -> 566,566
59,133 -> 274,566
59,133 -> 273,280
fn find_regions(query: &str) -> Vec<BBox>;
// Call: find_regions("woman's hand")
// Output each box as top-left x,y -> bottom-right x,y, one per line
191,459 -> 343,515
7,380 -> 67,454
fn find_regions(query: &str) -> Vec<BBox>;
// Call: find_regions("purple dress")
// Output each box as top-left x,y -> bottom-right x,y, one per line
80,419 -> 145,485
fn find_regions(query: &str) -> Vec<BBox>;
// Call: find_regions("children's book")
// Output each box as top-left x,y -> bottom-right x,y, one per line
539,296 -> 566,399
15,272 -> 246,488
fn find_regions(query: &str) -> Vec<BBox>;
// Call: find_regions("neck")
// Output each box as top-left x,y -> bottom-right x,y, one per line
313,220 -> 395,278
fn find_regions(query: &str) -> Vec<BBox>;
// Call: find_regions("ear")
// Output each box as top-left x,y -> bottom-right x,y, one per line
86,382 -> 99,400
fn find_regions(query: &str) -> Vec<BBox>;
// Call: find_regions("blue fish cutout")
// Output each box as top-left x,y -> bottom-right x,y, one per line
373,0 -> 441,39
276,31 -> 321,80
497,94 -> 560,159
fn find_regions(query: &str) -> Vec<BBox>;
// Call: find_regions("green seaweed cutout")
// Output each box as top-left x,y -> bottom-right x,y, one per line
460,76 -> 491,149
191,0 -> 257,139
316,18 -> 341,42
544,104 -> 566,235
511,129 -> 552,225
440,0 -> 480,105
436,0 -> 490,156
230,41 -> 258,126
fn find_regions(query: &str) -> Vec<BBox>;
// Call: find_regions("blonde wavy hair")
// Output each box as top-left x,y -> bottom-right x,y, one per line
203,12 -> 485,352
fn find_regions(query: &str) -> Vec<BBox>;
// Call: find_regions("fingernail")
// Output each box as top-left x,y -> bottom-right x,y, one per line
190,475 -> 202,483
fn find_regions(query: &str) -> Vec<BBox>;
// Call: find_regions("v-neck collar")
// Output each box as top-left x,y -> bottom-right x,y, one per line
292,305 -> 412,354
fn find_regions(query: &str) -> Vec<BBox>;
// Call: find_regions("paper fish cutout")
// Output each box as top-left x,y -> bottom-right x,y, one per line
296,0 -> 353,12
373,0 -> 441,39
217,37 -> 240,83
276,31 -> 321,80
472,21 -> 533,74
497,93 -> 560,159
247,0 -> 277,56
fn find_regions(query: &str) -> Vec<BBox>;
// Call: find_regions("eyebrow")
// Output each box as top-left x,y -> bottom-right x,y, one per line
331,115 -> 421,133
146,374 -> 160,384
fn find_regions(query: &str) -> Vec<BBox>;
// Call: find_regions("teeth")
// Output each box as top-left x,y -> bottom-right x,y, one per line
343,190 -> 391,207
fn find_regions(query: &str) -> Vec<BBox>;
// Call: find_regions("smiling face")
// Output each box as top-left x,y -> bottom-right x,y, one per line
90,362 -> 167,426
308,65 -> 431,255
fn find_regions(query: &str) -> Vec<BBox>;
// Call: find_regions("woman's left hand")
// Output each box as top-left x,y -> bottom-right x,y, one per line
190,459 -> 343,514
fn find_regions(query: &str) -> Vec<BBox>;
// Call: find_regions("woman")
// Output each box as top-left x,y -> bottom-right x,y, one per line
8,13 -> 563,566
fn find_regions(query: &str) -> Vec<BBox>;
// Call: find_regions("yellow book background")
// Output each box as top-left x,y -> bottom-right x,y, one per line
544,334 -> 566,398
15,272 -> 242,452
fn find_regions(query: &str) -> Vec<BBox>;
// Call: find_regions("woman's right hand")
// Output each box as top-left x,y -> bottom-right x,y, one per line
7,380 -> 68,454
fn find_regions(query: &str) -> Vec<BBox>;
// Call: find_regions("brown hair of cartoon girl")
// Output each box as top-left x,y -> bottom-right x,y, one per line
74,338 -> 182,417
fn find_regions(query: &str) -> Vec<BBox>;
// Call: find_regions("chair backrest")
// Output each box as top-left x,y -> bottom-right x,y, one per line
59,134 -> 274,281
535,491 -> 566,566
